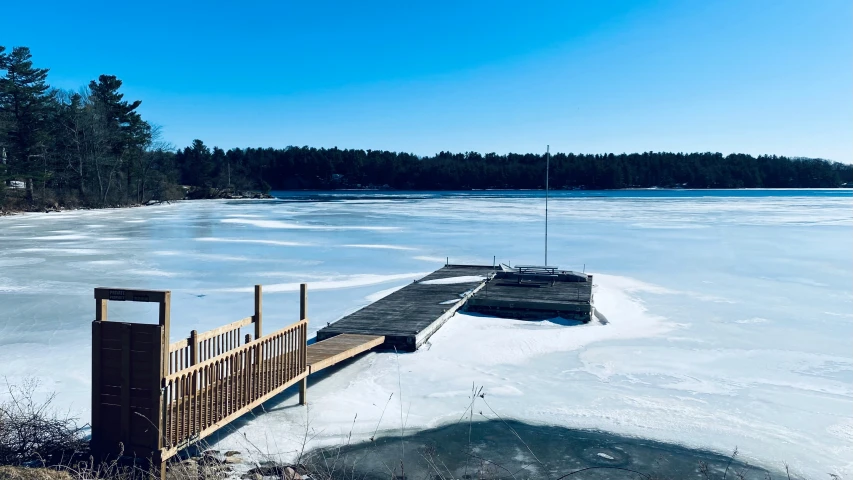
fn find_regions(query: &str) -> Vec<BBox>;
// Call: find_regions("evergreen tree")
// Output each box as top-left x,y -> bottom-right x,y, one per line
0,46 -> 52,202
88,75 -> 150,204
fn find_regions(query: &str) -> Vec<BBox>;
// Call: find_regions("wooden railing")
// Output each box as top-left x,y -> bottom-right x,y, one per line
161,319 -> 307,452
168,316 -> 255,375
168,285 -> 264,375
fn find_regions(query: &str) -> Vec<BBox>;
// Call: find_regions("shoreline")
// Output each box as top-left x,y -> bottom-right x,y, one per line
0,188 -> 274,217
3,186 -> 850,218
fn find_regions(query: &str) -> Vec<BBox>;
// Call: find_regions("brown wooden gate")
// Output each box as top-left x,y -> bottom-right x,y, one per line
91,288 -> 170,464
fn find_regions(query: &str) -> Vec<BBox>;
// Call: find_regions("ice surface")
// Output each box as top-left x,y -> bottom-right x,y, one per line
0,191 -> 851,478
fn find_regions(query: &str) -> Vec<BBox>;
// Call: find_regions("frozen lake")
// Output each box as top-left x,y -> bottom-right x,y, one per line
0,190 -> 850,478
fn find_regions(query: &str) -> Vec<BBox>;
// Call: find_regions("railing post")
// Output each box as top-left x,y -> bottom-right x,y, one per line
298,297 -> 307,405
300,283 -> 308,321
254,285 -> 263,339
190,330 -> 199,365
254,285 -> 263,396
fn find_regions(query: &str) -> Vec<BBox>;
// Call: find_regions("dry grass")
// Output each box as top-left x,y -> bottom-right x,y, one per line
0,379 -> 87,467
0,465 -> 73,480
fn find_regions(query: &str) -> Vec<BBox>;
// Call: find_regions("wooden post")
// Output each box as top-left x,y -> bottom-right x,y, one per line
299,283 -> 308,405
96,298 -> 107,321
190,330 -> 199,365
254,285 -> 263,339
92,294 -> 107,452
155,453 -> 166,480
155,292 -> 170,479
300,283 -> 308,321
159,292 -> 171,378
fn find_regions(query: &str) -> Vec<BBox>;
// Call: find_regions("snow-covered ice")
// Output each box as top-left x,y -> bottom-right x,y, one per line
420,275 -> 486,284
0,190 -> 850,478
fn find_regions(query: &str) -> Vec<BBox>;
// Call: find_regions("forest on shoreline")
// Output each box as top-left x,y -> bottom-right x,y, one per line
2,45 -> 851,212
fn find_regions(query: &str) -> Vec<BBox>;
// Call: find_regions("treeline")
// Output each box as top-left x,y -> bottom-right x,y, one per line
0,46 -> 180,211
176,143 -> 853,191
2,46 -> 851,213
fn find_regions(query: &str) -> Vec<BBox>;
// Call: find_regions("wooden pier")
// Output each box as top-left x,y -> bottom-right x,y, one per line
317,264 -> 594,351
317,265 -> 498,351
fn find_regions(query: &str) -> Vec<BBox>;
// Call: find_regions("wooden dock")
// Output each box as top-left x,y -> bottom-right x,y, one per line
316,265 -> 498,351
316,264 -> 595,351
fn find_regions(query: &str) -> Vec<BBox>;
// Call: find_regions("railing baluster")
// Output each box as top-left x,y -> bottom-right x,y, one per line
273,334 -> 279,387
228,353 -> 235,416
175,376 -> 184,438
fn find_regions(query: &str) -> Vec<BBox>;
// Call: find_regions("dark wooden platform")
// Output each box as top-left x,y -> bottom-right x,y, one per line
316,264 -> 595,351
316,265 -> 497,351
466,271 -> 594,320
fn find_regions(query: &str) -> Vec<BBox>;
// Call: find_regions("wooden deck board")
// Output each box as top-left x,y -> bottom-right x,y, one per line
467,273 -> 594,320
316,265 -> 497,351
317,264 -> 595,351
306,334 -> 385,374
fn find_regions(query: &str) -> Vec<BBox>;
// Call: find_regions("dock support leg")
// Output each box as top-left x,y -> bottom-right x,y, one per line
299,377 -> 307,405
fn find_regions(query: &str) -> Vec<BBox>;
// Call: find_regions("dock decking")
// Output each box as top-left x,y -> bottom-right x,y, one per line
316,265 -> 497,351
307,334 -> 385,374
466,271 -> 593,320
316,264 -> 595,351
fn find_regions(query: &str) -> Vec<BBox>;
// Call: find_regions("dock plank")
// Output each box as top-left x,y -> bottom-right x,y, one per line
306,334 -> 385,374
317,265 -> 496,351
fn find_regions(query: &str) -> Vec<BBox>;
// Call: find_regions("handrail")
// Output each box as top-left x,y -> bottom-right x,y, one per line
197,316 -> 254,342
160,318 -> 308,450
164,319 -> 307,383
169,316 -> 254,352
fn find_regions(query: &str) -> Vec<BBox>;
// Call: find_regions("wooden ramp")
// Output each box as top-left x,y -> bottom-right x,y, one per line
306,334 -> 385,374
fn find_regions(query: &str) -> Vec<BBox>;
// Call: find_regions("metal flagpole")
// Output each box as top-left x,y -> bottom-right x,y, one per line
545,145 -> 549,266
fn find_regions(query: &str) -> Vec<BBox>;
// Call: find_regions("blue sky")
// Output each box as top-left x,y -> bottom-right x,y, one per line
4,0 -> 851,161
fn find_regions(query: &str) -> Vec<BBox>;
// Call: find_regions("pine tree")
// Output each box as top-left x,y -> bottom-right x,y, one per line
88,75 -> 150,204
0,46 -> 52,202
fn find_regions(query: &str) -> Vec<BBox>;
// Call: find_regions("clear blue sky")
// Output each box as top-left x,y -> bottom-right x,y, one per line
4,0 -> 851,161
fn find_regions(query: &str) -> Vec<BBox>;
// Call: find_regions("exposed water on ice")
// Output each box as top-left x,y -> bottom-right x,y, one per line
0,190 -> 850,478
